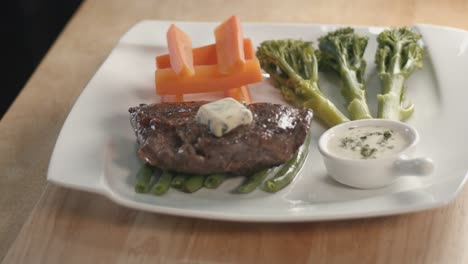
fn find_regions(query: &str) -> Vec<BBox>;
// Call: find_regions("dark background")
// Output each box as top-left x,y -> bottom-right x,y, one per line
1,1 -> 83,119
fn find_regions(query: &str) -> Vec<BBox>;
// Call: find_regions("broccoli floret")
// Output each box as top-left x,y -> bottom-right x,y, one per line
318,27 -> 372,120
375,27 -> 424,120
256,40 -> 349,127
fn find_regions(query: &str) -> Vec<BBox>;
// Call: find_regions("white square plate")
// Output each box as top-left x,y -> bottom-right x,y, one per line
48,21 -> 468,222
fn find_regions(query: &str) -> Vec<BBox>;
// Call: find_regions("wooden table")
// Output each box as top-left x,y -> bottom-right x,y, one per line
1,0 -> 467,263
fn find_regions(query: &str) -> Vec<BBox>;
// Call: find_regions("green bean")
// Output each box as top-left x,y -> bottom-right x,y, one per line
134,163 -> 154,193
182,174 -> 206,193
262,135 -> 311,193
204,173 -> 228,189
171,173 -> 188,188
236,168 -> 272,193
151,170 -> 173,195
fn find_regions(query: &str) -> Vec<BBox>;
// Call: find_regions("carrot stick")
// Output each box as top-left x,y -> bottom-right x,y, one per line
224,86 -> 252,104
218,17 -> 254,104
224,87 -> 243,102
155,58 -> 263,95
214,16 -> 245,74
243,38 -> 255,63
166,24 -> 194,76
240,86 -> 252,104
160,94 -> 184,103
156,38 -> 254,69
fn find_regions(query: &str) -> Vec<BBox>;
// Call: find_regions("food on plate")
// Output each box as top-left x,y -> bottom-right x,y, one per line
170,173 -> 186,188
151,170 -> 173,195
318,119 -> 433,189
234,133 -> 311,193
181,174 -> 206,193
215,16 -> 251,103
155,16 -> 262,104
224,86 -> 252,104
203,173 -> 228,189
214,16 -> 246,74
134,17 -> 426,197
327,126 -> 408,159
195,98 -> 253,137
156,38 -> 255,68
257,27 -> 424,127
134,163 -> 154,193
256,39 -> 349,127
155,60 -> 262,94
375,27 -> 424,120
236,167 -> 272,193
262,133 -> 311,192
166,24 -> 195,77
129,101 -> 312,175
318,28 -> 372,120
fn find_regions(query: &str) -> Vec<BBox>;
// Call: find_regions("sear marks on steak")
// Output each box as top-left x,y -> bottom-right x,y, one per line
129,101 -> 313,175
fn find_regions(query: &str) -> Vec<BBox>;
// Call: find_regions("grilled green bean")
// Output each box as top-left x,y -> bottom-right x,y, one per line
171,173 -> 188,188
236,168 -> 272,193
262,135 -> 311,193
151,170 -> 173,195
182,174 -> 205,193
204,173 -> 228,189
134,163 -> 154,193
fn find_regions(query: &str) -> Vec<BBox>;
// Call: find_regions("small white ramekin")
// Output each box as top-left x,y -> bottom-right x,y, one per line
318,119 -> 434,189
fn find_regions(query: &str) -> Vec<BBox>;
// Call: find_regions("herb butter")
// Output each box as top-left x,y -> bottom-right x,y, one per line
327,126 -> 409,159
195,98 -> 253,137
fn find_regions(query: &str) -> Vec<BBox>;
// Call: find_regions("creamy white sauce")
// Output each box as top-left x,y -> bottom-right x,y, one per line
327,126 -> 409,159
195,98 -> 253,137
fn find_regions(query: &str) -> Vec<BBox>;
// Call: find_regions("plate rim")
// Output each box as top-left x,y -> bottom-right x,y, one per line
47,20 -> 468,222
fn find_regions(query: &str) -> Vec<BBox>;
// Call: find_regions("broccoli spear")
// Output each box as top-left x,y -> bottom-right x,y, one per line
256,40 -> 349,127
375,27 -> 423,120
318,27 -> 372,120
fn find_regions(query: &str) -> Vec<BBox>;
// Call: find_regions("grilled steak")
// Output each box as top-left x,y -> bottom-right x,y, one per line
129,101 -> 313,175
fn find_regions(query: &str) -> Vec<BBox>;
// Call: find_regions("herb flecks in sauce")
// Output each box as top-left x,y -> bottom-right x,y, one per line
340,137 -> 355,148
383,130 -> 392,139
328,126 -> 408,159
360,145 -> 377,158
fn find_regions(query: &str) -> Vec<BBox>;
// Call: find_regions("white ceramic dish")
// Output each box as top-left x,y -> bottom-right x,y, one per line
318,119 -> 434,189
48,20 -> 468,222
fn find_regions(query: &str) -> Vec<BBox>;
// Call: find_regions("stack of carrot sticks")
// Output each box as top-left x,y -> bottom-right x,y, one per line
155,16 -> 263,104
